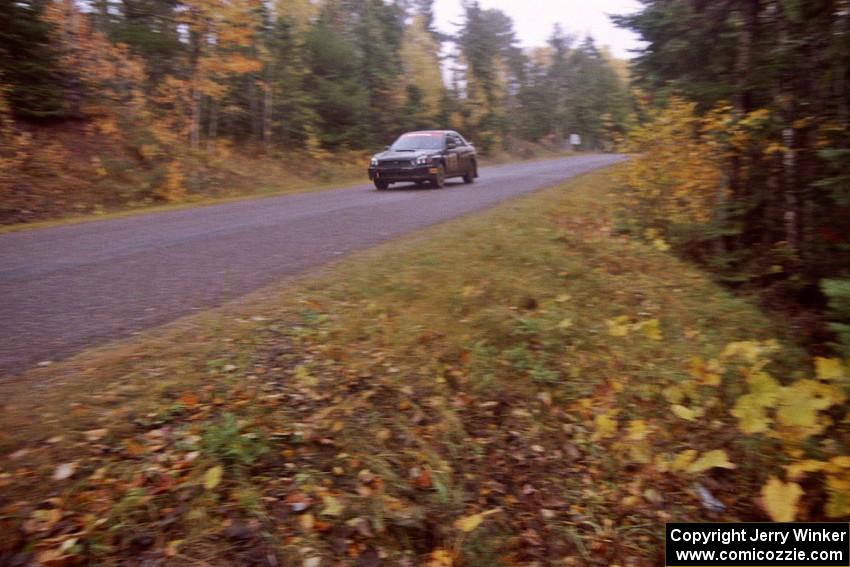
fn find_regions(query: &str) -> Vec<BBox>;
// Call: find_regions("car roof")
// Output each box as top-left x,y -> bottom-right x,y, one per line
402,130 -> 463,138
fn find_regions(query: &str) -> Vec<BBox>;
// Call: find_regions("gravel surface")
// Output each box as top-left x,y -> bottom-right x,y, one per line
0,154 -> 625,375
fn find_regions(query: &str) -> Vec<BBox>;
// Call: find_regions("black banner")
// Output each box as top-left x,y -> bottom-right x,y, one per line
666,523 -> 850,566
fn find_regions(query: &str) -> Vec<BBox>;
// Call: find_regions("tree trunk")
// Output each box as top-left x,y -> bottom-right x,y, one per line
191,86 -> 201,150
63,0 -> 83,118
207,99 -> 219,153
782,126 -> 799,253
263,63 -> 273,152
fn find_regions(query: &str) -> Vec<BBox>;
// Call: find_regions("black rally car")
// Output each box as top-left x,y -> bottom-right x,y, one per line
368,130 -> 478,190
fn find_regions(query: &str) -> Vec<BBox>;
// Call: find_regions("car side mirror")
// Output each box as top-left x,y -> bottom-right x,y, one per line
384,146 -> 390,151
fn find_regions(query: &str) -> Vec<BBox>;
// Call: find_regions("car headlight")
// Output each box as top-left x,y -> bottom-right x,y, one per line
370,157 -> 378,166
416,156 -> 432,165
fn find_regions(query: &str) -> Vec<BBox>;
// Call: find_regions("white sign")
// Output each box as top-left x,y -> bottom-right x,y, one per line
569,133 -> 581,146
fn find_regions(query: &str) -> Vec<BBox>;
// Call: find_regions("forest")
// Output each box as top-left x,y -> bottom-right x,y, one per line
614,0 -> 850,360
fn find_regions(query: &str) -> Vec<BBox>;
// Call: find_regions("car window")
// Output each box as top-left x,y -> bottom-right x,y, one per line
391,133 -> 445,150
447,134 -> 462,147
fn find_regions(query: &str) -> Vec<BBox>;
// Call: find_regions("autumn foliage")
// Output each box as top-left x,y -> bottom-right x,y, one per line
619,98 -> 727,235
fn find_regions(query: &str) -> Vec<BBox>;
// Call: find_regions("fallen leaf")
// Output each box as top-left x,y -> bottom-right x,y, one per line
10,448 -> 29,459
427,548 -> 454,567
606,316 -> 631,337
299,513 -> 315,531
761,476 -> 802,522
321,494 -> 344,517
671,404 -> 702,421
637,318 -> 662,340
179,394 -> 199,407
413,467 -> 432,488
626,419 -> 648,441
204,465 -> 223,490
670,450 -> 697,472
591,411 -> 618,440
687,450 -> 736,473
53,462 -> 77,481
815,357 -> 845,382
84,428 -> 108,442
454,508 -> 501,532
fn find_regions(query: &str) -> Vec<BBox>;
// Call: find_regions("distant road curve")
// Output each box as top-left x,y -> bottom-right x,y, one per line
0,154 -> 626,375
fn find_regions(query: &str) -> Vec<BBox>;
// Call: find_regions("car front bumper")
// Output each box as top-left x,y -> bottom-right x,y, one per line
368,165 -> 440,182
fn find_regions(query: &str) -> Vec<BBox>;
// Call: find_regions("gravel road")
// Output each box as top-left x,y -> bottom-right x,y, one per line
0,154 -> 625,375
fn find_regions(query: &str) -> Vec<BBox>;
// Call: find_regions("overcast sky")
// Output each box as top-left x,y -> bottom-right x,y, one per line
432,0 -> 646,59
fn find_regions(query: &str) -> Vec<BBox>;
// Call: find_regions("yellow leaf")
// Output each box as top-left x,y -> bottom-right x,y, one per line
689,357 -> 721,386
629,443 -> 652,464
825,488 -> 850,518
671,404 -> 702,421
652,238 -> 670,252
557,318 -> 574,329
294,365 -> 317,387
671,449 -> 697,472
591,412 -> 618,440
427,549 -> 454,567
815,357 -> 845,381
747,371 -> 781,407
829,456 -> 850,469
321,494 -> 344,517
786,459 -> 827,480
636,318 -> 662,340
776,380 -> 842,438
663,385 -> 684,404
626,419 -> 648,441
606,316 -> 631,337
204,465 -> 223,490
721,341 -> 763,363
731,393 -> 771,434
687,450 -> 736,473
761,476 -> 802,522
454,508 -> 501,532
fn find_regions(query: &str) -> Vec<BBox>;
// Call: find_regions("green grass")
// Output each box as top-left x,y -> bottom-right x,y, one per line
0,166 -> 804,566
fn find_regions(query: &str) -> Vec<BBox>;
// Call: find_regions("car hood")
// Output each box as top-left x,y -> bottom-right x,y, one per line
373,149 -> 441,161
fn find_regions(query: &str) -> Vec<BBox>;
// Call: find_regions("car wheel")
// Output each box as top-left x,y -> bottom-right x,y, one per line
374,179 -> 389,190
431,164 -> 445,188
463,162 -> 476,184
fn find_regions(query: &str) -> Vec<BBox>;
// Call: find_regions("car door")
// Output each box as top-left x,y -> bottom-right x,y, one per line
453,134 -> 473,172
444,134 -> 462,175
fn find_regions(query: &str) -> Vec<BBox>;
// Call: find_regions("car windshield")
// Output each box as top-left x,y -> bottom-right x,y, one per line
390,133 -> 445,151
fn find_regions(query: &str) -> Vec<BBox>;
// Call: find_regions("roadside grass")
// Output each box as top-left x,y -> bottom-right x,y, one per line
0,166 -> 809,566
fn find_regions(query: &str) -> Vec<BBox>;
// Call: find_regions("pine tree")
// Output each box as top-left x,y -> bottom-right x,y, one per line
0,0 -> 65,118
